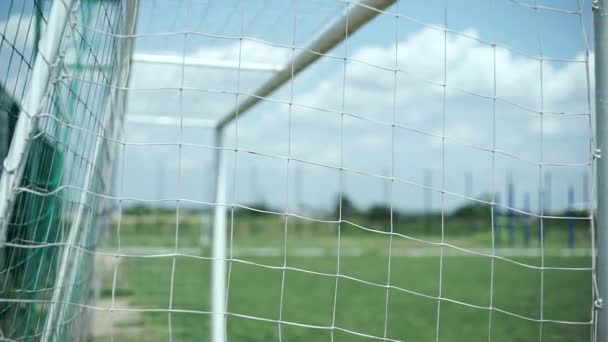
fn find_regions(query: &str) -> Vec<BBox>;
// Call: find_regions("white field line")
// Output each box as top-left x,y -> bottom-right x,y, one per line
99,246 -> 592,258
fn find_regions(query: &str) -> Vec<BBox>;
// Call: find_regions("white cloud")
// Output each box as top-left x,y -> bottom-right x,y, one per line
294,26 -> 591,157
193,40 -> 290,65
124,25 -> 593,211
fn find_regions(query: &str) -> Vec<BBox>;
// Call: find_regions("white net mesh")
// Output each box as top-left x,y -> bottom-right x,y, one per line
0,0 -> 134,340
0,0 -> 600,341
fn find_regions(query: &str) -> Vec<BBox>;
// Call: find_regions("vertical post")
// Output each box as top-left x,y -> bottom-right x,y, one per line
211,129 -> 227,342
567,184 -> 575,249
0,0 -> 75,243
0,0 -> 77,339
42,0 -> 139,334
544,171 -> 552,242
507,174 -> 515,247
495,193 -> 502,248
156,161 -> 165,229
199,162 -> 213,248
249,167 -> 258,236
523,193 -> 531,248
594,1 -> 608,338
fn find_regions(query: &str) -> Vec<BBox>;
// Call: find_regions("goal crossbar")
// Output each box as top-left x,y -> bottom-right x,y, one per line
126,114 -> 216,129
132,53 -> 284,72
214,0 -> 397,130
209,1 -> 396,342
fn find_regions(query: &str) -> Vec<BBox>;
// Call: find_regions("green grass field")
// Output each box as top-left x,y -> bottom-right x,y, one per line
95,228 -> 592,342
95,212 -> 594,342
97,254 -> 593,341
106,210 -> 592,251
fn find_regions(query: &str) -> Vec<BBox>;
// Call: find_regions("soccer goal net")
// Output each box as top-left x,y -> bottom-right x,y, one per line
0,0 -> 602,341
0,0 -> 136,340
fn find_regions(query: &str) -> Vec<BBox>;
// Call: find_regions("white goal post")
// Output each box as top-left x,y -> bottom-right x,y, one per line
210,1 -> 395,341
0,0 -> 74,246
594,0 -> 608,340
0,0 -> 137,340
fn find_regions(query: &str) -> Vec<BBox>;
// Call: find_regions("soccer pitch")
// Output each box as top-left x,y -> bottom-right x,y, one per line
96,221 -> 593,342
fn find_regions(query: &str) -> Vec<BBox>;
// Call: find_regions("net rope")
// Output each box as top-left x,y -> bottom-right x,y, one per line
0,0 -> 598,341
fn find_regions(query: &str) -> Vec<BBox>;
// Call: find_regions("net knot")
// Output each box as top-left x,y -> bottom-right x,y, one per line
595,298 -> 603,309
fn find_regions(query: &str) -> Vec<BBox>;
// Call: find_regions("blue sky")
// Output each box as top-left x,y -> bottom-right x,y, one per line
0,0 -> 597,216
119,0 -> 596,216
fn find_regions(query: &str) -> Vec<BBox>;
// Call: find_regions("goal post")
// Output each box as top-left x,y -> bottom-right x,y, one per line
0,0 -> 74,245
214,0 -> 397,130
0,0 -> 138,340
42,0 -> 138,338
593,0 -> 608,339
0,0 -> 75,337
211,129 -> 228,342
210,1 -> 396,341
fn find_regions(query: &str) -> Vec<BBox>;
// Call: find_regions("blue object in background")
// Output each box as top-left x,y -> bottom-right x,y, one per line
523,193 -> 531,248
568,185 -> 575,249
495,193 -> 501,248
507,177 -> 515,247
